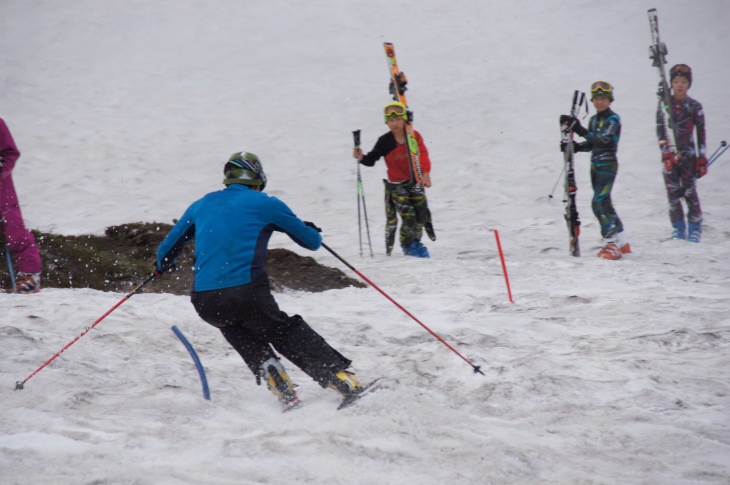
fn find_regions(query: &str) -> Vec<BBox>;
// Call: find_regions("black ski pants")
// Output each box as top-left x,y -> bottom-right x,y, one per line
191,281 -> 351,387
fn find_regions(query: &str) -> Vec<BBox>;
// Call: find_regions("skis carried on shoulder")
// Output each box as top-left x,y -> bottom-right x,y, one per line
383,43 -> 423,185
382,43 -> 436,243
648,8 -> 679,156
560,90 -> 586,257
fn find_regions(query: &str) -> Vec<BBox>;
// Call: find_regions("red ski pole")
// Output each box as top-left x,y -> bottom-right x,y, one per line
14,273 -> 156,390
322,243 -> 484,375
493,229 -> 514,304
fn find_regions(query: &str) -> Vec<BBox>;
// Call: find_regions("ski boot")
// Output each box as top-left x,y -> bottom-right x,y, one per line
671,220 -> 687,240
687,223 -> 702,243
259,357 -> 300,411
414,241 -> 430,258
402,241 -> 430,258
615,232 -> 632,255
329,370 -> 362,398
597,242 -> 622,260
15,273 -> 41,294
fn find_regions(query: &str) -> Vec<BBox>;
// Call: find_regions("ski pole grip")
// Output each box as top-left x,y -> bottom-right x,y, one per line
353,129 -> 361,148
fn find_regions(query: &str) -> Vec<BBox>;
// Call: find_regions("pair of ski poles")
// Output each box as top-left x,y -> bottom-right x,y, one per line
352,130 -> 373,258
15,247 -> 484,391
707,140 -> 727,168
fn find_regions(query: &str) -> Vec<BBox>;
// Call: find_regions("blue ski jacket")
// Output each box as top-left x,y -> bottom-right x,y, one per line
156,184 -> 321,292
577,108 -> 621,165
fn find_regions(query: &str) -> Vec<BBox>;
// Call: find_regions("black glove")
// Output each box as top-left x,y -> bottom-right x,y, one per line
561,139 -> 593,153
560,115 -> 587,137
304,221 -> 322,233
153,260 -> 177,277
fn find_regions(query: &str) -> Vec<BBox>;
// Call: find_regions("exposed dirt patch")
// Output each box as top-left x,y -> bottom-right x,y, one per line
1,222 -> 364,294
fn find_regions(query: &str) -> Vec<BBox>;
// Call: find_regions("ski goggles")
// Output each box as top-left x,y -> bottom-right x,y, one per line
590,81 -> 613,96
384,104 -> 407,121
670,64 -> 691,75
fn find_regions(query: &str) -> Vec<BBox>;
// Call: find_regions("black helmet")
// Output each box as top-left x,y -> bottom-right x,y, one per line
223,152 -> 267,190
670,64 -> 692,87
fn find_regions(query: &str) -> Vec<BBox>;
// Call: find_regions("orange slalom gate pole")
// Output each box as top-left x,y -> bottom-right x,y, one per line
493,229 -> 514,304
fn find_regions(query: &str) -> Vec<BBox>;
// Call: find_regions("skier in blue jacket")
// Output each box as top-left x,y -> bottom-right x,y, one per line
156,152 -> 362,410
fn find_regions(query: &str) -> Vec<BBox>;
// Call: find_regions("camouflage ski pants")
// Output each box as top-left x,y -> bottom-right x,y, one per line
383,180 -> 430,254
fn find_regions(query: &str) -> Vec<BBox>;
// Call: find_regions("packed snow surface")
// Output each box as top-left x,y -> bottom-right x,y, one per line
2,1 -> 729,483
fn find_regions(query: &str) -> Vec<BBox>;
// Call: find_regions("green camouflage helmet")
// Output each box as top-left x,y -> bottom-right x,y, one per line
223,152 -> 267,190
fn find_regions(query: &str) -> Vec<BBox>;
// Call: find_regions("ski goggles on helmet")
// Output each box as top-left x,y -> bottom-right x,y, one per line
590,81 -> 614,100
384,103 -> 408,121
670,64 -> 691,75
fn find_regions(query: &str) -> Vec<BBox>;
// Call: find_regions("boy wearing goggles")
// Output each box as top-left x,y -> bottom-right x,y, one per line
561,81 -> 630,260
353,101 -> 433,258
656,64 -> 707,242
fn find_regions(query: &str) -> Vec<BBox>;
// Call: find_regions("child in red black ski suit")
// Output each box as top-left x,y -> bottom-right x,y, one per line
656,64 -> 707,243
0,117 -> 42,293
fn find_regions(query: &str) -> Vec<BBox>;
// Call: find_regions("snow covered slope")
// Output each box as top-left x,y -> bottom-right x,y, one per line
2,1 -> 729,483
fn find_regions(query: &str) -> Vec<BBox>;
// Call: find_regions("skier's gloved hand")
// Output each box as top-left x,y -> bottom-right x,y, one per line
659,140 -> 678,171
153,259 -> 177,277
304,221 -> 322,233
662,151 -> 678,171
561,140 -> 591,153
695,156 -> 708,178
559,115 -> 587,137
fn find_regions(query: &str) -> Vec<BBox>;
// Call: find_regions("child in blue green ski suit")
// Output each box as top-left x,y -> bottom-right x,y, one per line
562,81 -> 630,260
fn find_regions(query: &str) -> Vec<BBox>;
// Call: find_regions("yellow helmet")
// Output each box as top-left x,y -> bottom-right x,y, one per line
384,101 -> 408,123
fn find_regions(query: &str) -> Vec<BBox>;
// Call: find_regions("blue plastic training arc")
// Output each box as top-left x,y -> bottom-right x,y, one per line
171,325 -> 210,400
